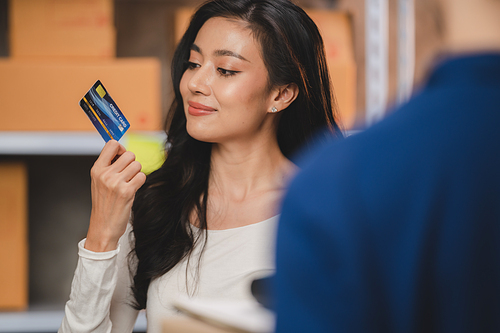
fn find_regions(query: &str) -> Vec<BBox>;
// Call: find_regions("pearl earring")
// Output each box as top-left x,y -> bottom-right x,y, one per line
271,106 -> 278,113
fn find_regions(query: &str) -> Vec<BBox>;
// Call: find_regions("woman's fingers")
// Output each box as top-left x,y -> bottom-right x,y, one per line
129,170 -> 147,189
92,140 -> 145,195
120,160 -> 144,183
86,144 -> 145,252
95,140 -> 126,167
94,141 -> 141,177
110,151 -> 137,173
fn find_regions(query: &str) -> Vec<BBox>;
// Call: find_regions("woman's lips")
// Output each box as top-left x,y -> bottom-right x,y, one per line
187,101 -> 217,116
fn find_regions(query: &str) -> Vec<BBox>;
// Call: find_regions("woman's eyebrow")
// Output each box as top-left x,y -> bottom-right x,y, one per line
214,49 -> 249,62
191,43 -> 202,54
190,43 -> 250,62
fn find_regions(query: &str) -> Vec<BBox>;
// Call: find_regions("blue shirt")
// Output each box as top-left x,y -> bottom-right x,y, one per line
275,53 -> 500,333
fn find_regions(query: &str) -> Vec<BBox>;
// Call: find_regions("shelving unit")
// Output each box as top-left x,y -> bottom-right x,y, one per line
0,0 -> 417,331
0,131 -> 164,332
0,0 -> 161,331
0,310 -> 147,332
0,132 -> 105,156
0,131 -> 166,155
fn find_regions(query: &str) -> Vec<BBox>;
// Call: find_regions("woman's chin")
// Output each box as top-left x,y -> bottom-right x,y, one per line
186,128 -> 218,143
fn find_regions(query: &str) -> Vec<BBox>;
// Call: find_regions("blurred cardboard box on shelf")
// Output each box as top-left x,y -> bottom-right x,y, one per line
9,0 -> 115,59
306,10 -> 357,129
174,7 -> 194,45
0,163 -> 28,311
0,58 -> 162,131
174,8 -> 356,129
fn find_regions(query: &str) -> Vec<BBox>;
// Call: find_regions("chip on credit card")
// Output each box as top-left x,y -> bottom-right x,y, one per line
79,80 -> 130,142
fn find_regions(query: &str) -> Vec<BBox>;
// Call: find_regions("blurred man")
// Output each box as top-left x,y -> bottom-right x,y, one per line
274,0 -> 500,332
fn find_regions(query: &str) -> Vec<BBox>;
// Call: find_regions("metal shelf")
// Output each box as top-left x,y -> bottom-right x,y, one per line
0,131 -> 166,156
0,310 -> 147,332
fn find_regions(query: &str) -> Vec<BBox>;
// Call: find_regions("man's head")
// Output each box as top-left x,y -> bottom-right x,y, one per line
436,0 -> 500,53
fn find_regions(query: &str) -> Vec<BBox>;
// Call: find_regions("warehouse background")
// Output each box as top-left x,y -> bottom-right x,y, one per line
0,0 -> 443,325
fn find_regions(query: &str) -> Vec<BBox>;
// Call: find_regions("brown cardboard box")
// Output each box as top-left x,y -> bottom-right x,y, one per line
306,10 -> 357,129
9,0 -> 115,59
0,163 -> 28,310
0,58 -> 162,131
174,8 -> 357,129
174,7 -> 195,45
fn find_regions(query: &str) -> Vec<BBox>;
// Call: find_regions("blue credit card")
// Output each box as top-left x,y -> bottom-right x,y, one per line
79,80 -> 130,142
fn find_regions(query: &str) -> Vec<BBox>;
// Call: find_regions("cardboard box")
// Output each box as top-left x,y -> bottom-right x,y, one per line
0,163 -> 28,310
174,7 -> 195,45
174,8 -> 356,129
0,58 -> 162,131
9,0 -> 115,58
306,10 -> 357,129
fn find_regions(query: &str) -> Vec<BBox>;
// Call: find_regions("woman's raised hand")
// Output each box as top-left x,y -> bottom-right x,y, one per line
85,140 -> 147,252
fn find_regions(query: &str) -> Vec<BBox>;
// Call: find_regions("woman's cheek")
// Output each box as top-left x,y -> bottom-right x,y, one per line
215,80 -> 248,106
179,74 -> 189,97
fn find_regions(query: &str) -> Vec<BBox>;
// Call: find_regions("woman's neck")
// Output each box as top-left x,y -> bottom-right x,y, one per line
209,137 -> 297,202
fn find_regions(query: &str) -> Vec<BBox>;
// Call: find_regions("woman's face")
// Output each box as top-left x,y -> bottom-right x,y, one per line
180,17 -> 276,144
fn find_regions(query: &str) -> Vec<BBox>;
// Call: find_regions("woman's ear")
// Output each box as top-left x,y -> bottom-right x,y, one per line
268,83 -> 299,114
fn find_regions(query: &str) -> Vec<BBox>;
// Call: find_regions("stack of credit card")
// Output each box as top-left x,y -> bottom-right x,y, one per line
79,80 -> 130,142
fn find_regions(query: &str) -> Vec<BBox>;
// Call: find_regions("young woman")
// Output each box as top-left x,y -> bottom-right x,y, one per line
60,0 -> 343,332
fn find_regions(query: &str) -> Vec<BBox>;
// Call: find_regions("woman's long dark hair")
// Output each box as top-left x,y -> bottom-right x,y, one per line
130,0 -> 343,310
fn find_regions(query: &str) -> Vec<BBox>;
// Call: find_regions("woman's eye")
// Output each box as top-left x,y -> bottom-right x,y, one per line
187,61 -> 200,70
217,67 -> 239,77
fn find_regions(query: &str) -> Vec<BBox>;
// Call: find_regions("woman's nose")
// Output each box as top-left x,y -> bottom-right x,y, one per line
188,65 -> 212,96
